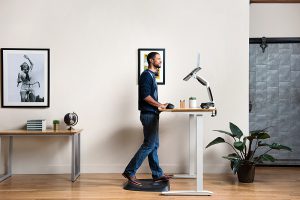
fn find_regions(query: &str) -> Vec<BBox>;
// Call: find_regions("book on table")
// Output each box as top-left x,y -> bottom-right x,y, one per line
27,119 -> 46,131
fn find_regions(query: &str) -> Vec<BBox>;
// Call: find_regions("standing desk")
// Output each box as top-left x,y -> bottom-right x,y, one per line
0,129 -> 82,182
159,108 -> 215,196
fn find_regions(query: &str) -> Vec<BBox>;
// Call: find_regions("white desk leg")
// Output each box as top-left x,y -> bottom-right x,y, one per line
0,136 -> 13,183
71,133 -> 80,182
195,115 -> 212,194
173,114 -> 196,179
162,115 -> 213,196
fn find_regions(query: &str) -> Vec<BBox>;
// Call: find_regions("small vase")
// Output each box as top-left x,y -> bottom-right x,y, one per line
237,163 -> 255,183
189,99 -> 197,108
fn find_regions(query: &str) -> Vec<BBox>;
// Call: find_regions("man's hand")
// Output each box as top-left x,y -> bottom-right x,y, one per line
144,96 -> 168,110
24,55 -> 29,60
158,103 -> 168,110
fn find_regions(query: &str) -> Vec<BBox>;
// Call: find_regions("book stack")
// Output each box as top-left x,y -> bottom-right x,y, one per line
27,119 -> 46,131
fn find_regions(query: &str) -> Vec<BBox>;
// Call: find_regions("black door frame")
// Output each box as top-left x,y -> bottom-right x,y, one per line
249,37 -> 300,167
250,37 -> 300,44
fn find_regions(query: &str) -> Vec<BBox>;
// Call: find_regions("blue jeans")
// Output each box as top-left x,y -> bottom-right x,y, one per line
124,113 -> 163,178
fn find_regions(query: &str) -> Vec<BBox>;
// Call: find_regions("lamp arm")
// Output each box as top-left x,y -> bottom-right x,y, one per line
196,75 -> 207,86
207,86 -> 214,102
196,76 -> 214,102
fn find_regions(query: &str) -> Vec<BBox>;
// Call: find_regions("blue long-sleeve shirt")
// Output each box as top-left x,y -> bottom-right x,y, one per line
138,69 -> 159,114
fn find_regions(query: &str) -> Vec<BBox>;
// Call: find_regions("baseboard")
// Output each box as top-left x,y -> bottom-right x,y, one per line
12,163 -> 231,174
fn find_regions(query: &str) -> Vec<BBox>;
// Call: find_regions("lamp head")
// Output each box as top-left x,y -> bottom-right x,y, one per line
183,67 -> 201,81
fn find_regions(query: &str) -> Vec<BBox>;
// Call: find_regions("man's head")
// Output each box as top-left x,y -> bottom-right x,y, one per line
147,52 -> 161,70
20,62 -> 29,73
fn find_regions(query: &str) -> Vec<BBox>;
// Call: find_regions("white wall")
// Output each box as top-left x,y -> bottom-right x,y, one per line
0,0 -> 249,174
250,3 -> 300,37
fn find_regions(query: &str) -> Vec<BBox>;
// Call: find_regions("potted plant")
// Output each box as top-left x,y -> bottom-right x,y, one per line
206,122 -> 292,183
189,97 -> 197,108
53,120 -> 60,130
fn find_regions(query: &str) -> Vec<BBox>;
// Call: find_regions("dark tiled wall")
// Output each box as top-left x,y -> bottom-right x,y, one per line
249,43 -> 300,165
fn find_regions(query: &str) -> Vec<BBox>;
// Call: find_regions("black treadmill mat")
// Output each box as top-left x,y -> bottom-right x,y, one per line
123,179 -> 170,192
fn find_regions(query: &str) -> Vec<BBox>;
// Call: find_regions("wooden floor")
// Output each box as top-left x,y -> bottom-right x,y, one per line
0,167 -> 299,199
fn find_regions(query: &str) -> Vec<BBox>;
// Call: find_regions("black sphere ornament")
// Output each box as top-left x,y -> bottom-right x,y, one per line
64,112 -> 78,130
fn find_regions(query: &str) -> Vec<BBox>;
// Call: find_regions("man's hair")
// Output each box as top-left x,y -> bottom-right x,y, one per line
20,62 -> 29,70
147,52 -> 159,65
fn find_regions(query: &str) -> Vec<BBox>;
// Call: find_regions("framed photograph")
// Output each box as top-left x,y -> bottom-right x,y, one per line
1,48 -> 50,108
138,48 -> 165,85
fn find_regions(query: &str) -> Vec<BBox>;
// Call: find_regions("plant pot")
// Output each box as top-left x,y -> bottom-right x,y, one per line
53,123 -> 59,131
237,163 -> 255,183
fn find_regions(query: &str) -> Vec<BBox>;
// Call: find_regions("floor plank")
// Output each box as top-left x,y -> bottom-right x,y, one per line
0,167 -> 299,199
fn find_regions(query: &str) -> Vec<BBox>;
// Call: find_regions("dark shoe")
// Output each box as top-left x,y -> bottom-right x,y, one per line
153,174 -> 173,182
122,172 -> 142,186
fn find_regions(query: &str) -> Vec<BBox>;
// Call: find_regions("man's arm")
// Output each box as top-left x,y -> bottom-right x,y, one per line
144,95 -> 168,109
17,73 -> 22,87
24,55 -> 33,70
140,73 -> 168,109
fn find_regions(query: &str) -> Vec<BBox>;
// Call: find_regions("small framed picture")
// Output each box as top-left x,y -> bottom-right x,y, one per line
1,48 -> 50,108
138,48 -> 165,85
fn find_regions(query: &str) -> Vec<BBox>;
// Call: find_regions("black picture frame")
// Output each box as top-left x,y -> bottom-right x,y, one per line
138,48 -> 165,85
1,48 -> 50,108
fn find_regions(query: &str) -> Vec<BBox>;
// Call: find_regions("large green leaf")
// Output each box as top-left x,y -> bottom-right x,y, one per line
250,130 -> 260,137
261,154 -> 276,162
250,128 -> 269,137
270,143 -> 292,151
257,132 -> 270,139
232,159 -> 242,174
206,137 -> 225,148
229,122 -> 243,139
234,141 -> 245,151
223,153 -> 241,161
213,130 -> 234,137
228,153 -> 241,158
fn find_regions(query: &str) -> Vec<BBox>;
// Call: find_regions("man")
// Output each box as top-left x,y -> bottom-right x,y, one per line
122,52 -> 172,186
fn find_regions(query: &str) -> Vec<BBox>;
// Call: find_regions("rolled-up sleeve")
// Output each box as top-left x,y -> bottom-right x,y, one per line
139,73 -> 152,100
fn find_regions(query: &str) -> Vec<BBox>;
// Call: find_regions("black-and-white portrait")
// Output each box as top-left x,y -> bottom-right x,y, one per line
1,48 -> 49,107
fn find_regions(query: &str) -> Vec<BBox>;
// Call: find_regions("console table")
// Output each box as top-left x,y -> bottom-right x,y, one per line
159,108 -> 216,196
0,129 -> 82,182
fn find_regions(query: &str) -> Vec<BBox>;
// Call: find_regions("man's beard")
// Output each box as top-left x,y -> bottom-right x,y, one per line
154,68 -> 160,76
153,63 -> 161,76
